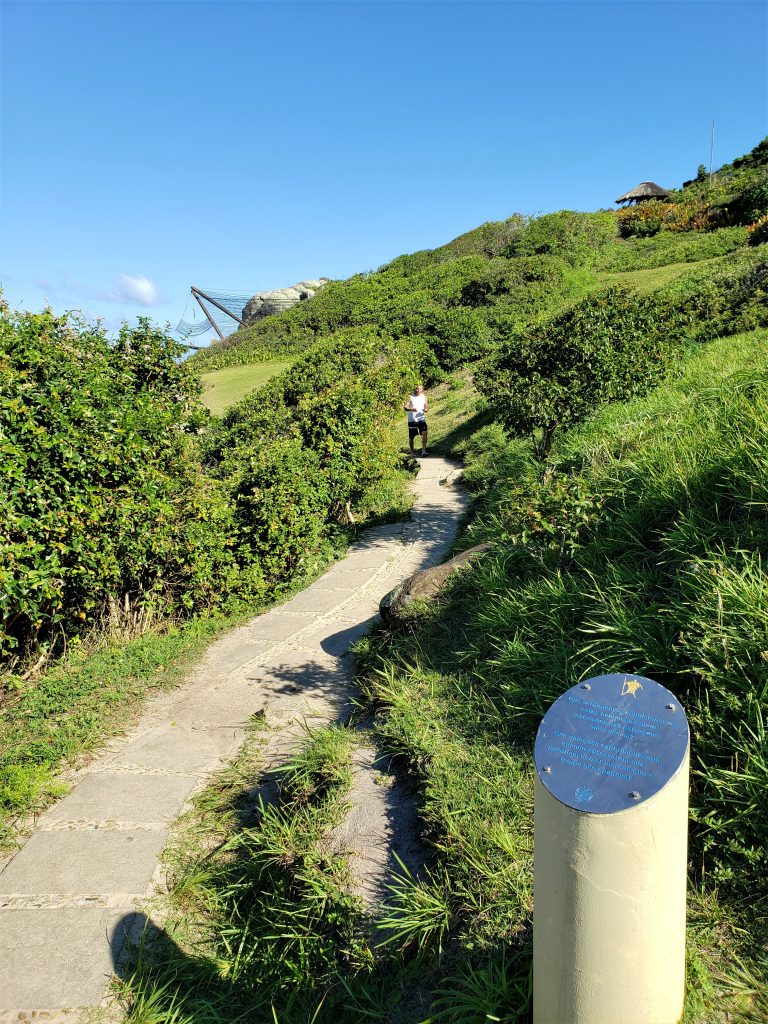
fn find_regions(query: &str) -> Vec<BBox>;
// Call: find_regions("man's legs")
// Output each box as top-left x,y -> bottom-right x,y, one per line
421,424 -> 428,455
409,426 -> 416,454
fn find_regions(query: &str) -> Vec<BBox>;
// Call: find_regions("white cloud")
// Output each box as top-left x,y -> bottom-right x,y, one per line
53,273 -> 165,308
115,273 -> 161,306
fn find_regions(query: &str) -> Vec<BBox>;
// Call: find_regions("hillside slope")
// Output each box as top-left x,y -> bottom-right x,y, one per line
192,137 -> 767,376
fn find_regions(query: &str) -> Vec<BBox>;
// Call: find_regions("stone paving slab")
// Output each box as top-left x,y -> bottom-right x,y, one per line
286,619 -> 372,657
0,906 -> 140,1007
329,553 -> 395,571
153,679 -> 267,728
245,654 -> 346,701
265,586 -> 354,616
321,562 -> 388,577
195,638 -> 272,676
239,612 -> 317,643
0,831 -> 168,894
42,773 -> 193,826
102,725 -> 232,775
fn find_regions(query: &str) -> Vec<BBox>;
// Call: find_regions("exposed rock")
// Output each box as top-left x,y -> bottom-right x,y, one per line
379,542 -> 491,626
241,278 -> 330,325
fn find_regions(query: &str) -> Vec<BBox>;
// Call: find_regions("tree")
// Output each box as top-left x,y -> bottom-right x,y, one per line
478,287 -> 679,461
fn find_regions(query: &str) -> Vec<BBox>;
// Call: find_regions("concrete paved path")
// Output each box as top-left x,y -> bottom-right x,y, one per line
0,457 -> 468,1021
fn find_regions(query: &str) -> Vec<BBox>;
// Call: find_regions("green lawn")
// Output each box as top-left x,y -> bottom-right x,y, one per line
595,255 -> 729,293
199,359 -> 294,414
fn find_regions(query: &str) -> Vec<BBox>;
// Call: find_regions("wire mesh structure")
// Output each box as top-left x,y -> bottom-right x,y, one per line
175,287 -> 250,345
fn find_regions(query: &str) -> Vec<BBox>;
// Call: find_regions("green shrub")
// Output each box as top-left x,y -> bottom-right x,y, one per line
478,287 -> 680,459
204,328 -> 428,590
430,215 -> 528,260
729,178 -> 768,225
504,210 -> 617,266
616,200 -> 673,238
617,197 -> 725,237
228,437 -> 331,585
0,307 -> 234,664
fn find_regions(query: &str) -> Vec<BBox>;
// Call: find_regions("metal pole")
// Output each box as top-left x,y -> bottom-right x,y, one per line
533,673 -> 689,1024
192,290 -> 224,342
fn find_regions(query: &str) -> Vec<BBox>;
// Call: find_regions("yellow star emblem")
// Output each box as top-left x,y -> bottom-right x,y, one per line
621,679 -> 643,698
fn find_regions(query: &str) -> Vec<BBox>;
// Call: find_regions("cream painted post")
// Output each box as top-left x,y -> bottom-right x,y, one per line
532,673 -> 689,1024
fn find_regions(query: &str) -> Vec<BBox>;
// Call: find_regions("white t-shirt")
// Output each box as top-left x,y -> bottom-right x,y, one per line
407,393 -> 427,424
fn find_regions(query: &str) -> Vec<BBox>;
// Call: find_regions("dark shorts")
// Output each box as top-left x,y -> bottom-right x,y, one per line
408,420 -> 428,437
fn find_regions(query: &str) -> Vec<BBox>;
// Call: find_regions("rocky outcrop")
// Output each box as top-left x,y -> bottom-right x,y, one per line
241,278 -> 329,325
379,543 -> 491,626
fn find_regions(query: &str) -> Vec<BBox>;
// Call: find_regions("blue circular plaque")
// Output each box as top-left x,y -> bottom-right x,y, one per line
534,673 -> 689,814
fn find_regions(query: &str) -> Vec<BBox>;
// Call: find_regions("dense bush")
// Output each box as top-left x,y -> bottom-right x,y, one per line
503,210 -> 617,266
203,328 -> 429,593
729,178 -> 768,225
0,307 -> 234,664
0,309 -> 437,672
616,198 -> 722,237
432,215 -> 528,259
226,437 -> 331,585
478,287 -> 681,459
616,200 -> 676,238
660,249 -> 768,341
747,213 -> 768,246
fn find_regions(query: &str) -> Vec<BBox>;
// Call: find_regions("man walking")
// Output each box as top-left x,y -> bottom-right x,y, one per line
404,383 -> 429,456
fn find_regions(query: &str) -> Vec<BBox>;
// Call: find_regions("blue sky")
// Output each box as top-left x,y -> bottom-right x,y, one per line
1,0 -> 766,340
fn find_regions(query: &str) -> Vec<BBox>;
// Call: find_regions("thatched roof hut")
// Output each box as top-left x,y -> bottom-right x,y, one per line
615,181 -> 672,205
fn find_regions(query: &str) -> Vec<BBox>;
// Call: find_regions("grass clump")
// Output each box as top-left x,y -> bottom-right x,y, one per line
119,714 -> 530,1023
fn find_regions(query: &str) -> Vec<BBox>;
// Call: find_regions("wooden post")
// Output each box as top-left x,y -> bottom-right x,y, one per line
191,288 -> 224,341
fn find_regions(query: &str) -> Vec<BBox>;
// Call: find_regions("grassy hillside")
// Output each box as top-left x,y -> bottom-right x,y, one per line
191,138 -> 767,377
353,327 -> 768,1022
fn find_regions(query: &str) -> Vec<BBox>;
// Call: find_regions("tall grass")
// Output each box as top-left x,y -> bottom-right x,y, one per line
354,328 -> 768,1022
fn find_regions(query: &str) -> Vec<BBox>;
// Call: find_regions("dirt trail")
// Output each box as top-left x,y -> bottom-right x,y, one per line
0,457 -> 468,1021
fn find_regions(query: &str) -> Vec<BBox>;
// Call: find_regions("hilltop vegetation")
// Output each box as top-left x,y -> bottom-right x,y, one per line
2,137 -> 768,1020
